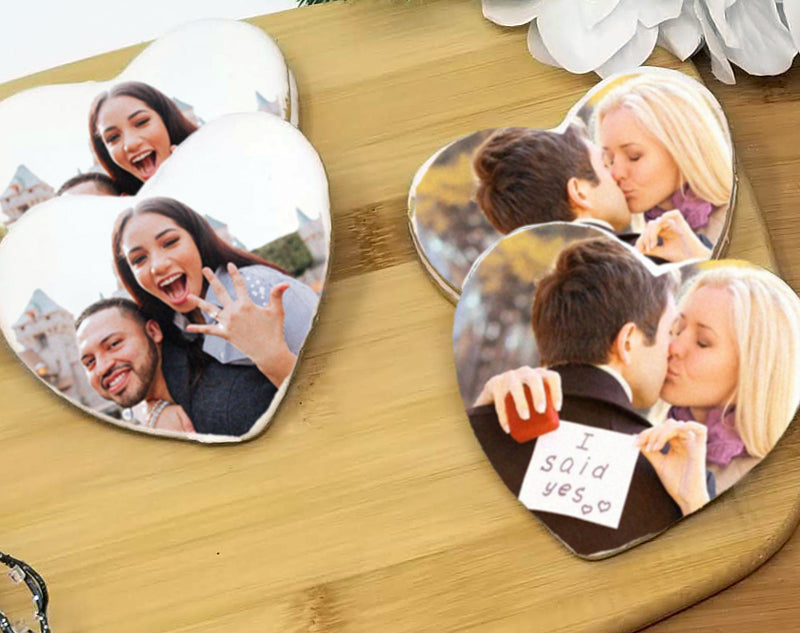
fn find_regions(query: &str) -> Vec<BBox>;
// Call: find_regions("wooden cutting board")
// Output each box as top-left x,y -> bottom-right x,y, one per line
0,1 -> 795,631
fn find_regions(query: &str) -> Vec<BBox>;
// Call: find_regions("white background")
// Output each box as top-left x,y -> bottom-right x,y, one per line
0,0 -> 298,84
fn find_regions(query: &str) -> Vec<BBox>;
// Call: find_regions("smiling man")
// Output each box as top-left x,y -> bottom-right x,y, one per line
75,298 -> 193,432
75,297 -> 279,437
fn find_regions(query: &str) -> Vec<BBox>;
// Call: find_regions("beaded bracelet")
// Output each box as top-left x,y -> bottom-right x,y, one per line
0,551 -> 50,633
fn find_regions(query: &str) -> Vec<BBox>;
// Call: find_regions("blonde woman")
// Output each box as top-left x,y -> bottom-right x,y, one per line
651,264 -> 800,493
594,73 -> 734,258
478,263 -> 800,502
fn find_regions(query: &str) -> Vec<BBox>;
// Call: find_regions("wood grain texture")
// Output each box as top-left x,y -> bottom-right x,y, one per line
0,2 -> 798,632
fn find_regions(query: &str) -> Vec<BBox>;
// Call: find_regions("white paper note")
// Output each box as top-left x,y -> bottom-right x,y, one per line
518,420 -> 640,529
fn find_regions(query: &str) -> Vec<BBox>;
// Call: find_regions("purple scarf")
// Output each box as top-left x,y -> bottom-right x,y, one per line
644,185 -> 714,231
669,406 -> 748,466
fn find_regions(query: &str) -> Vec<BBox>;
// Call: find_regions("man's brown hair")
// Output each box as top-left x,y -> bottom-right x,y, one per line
57,172 -> 120,197
75,297 -> 148,332
473,124 -> 599,234
532,238 -> 675,366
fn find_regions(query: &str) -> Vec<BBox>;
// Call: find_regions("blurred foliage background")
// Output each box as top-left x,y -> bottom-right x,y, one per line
453,224 -> 613,407
410,130 -> 499,291
253,232 -> 314,276
409,109 -> 597,294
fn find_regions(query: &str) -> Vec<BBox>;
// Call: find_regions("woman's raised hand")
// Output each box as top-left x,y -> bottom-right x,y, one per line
473,367 -> 562,434
636,210 -> 711,262
186,263 -> 297,386
636,419 -> 710,515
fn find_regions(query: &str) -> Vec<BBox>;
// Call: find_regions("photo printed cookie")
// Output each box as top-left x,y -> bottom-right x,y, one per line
410,67 -> 735,302
454,224 -> 800,558
0,21 -> 328,443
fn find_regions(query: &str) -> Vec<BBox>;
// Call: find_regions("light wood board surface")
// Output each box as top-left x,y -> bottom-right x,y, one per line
0,1 -> 798,631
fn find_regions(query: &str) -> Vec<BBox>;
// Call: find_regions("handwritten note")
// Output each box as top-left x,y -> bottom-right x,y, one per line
518,420 -> 640,529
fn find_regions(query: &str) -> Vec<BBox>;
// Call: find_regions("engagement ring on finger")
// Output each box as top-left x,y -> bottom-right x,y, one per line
210,310 -> 220,321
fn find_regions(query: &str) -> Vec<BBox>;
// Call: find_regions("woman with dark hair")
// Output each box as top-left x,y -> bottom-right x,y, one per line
113,197 -> 318,387
90,81 -> 199,195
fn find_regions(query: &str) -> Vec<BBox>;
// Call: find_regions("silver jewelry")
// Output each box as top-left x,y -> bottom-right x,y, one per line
209,309 -> 220,321
0,550 -> 50,633
146,399 -> 171,428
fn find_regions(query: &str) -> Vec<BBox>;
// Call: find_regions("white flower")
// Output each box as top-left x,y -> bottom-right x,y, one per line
695,0 -> 796,83
481,0 -> 799,83
782,1 -> 800,52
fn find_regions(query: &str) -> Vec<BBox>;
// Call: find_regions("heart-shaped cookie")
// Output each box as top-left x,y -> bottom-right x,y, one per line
410,67 -> 735,302
454,224 -> 800,558
0,113 -> 329,442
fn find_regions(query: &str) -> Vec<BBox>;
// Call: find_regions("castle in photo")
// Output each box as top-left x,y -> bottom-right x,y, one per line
173,96 -> 205,127
251,209 -> 327,294
12,289 -> 117,415
295,208 -> 327,291
256,90 -> 284,118
1,165 -> 55,224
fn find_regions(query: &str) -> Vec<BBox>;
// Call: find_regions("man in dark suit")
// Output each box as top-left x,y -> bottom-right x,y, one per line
473,125 -> 711,263
468,238 -> 707,558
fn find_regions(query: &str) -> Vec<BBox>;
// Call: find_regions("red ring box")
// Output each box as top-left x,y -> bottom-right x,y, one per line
505,383 -> 560,443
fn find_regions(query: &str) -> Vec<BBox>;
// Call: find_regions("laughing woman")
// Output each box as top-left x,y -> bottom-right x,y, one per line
112,197 -> 318,387
89,81 -> 199,195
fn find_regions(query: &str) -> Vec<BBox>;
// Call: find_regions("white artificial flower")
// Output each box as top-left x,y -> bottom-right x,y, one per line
481,0 -> 800,83
696,0 -> 796,83
781,1 -> 800,53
